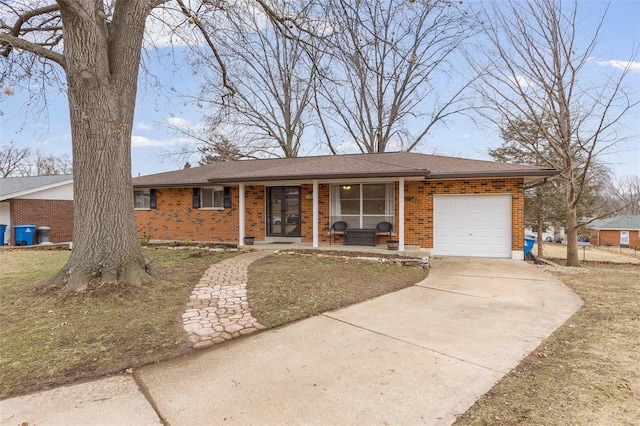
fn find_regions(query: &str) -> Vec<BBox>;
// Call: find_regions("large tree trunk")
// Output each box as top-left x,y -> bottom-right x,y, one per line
565,206 -> 579,266
51,0 -> 153,292
536,189 -> 544,258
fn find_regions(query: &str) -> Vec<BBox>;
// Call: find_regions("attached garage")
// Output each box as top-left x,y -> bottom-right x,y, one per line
433,194 -> 512,258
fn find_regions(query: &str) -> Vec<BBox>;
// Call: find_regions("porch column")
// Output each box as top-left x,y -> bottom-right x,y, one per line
238,183 -> 245,246
399,177 -> 405,251
312,179 -> 319,248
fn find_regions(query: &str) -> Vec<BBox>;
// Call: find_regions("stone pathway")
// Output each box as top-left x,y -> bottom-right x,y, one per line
182,250 -> 271,350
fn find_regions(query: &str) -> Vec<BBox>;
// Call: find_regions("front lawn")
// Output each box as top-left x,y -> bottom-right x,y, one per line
247,253 -> 429,328
0,248 -> 235,399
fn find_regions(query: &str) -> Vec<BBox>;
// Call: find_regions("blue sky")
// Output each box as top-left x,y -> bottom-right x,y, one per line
1,0 -> 639,178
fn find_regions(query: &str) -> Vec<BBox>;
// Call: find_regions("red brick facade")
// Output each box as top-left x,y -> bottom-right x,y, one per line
8,199 -> 74,243
135,188 -> 240,242
596,230 -> 640,247
135,178 -> 525,251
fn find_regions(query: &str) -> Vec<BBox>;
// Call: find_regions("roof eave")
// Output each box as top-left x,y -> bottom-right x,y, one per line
428,169 -> 560,180
0,179 -> 74,201
206,170 -> 431,184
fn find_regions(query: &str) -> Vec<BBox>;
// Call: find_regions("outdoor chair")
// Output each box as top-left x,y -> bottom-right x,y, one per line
330,221 -> 348,245
375,221 -> 393,242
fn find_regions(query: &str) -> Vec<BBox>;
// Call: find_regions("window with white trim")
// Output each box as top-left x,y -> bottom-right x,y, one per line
330,183 -> 394,229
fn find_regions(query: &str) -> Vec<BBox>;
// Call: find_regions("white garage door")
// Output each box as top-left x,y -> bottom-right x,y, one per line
433,194 -> 512,258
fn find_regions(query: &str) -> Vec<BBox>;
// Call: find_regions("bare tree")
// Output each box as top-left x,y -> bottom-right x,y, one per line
32,151 -> 73,175
0,142 -> 31,177
314,0 -> 475,154
191,0 -> 322,158
468,0 -> 639,266
0,1 -> 168,291
599,175 -> 640,216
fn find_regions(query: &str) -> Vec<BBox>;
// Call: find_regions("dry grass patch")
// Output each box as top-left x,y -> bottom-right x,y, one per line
0,248 -> 236,399
455,263 -> 640,425
247,253 -> 429,328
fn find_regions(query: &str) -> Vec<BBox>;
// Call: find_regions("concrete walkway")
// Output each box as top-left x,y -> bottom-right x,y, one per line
0,257 -> 582,426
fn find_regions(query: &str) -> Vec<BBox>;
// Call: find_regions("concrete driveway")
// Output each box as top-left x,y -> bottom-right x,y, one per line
1,258 -> 582,426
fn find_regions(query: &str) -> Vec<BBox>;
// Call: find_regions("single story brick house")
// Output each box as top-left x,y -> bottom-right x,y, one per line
132,152 -> 558,259
0,174 -> 74,245
588,215 -> 640,247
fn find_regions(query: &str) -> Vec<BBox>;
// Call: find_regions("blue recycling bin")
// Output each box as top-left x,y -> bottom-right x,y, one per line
0,224 -> 6,246
14,225 -> 37,246
524,236 -> 536,257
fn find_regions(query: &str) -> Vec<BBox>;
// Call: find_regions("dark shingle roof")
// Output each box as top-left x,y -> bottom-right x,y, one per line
0,175 -> 73,200
132,152 -> 558,187
588,216 -> 640,231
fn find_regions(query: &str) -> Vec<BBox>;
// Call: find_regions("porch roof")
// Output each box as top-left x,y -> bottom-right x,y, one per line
132,152 -> 558,187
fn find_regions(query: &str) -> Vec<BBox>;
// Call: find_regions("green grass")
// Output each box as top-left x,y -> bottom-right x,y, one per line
0,248 -> 235,399
247,253 -> 429,328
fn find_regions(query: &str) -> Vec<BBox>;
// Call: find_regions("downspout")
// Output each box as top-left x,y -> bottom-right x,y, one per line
399,177 -> 405,252
238,183 -> 245,246
313,180 -> 319,248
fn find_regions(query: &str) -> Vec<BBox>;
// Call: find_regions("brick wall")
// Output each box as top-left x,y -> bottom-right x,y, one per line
135,187 -> 239,242
134,186 -> 267,243
9,199 -> 74,243
597,230 -> 640,247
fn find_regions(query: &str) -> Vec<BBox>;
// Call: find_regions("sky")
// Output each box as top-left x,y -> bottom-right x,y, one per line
1,0 -> 639,179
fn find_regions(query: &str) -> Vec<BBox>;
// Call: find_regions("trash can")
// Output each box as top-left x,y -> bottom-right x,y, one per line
524,236 -> 536,258
37,226 -> 51,244
0,224 -> 6,246
14,225 -> 36,246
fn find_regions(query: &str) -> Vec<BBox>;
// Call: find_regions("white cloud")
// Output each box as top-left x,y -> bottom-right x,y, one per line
507,75 -> 530,88
166,116 -> 192,130
132,135 -> 192,148
597,60 -> 640,72
136,122 -> 153,130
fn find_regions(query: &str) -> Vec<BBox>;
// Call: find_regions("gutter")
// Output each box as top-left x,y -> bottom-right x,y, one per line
206,169 -> 431,184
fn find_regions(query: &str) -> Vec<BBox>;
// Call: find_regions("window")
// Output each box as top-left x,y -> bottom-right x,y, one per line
134,189 -> 156,209
330,183 -> 394,229
192,187 -> 232,209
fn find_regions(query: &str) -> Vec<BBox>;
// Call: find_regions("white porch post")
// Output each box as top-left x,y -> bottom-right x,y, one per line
238,183 -> 245,246
312,179 -> 319,248
399,177 -> 405,251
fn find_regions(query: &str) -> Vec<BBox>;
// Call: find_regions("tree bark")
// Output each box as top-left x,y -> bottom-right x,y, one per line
536,189 -> 544,257
565,175 -> 580,266
50,0 -> 153,291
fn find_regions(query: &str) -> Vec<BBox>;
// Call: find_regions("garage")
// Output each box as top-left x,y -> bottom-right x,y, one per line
433,194 -> 512,258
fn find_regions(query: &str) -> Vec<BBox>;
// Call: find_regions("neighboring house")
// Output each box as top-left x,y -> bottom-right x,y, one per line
132,152 -> 558,259
0,175 -> 74,245
588,215 -> 640,247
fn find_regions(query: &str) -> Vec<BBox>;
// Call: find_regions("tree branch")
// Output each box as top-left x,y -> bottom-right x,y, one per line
0,33 -> 65,69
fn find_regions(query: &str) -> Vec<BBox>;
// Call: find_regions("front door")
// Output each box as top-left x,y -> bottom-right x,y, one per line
266,186 -> 301,237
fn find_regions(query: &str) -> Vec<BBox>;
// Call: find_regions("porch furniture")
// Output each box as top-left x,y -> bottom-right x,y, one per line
376,221 -> 393,242
330,221 -> 348,245
345,228 -> 377,246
